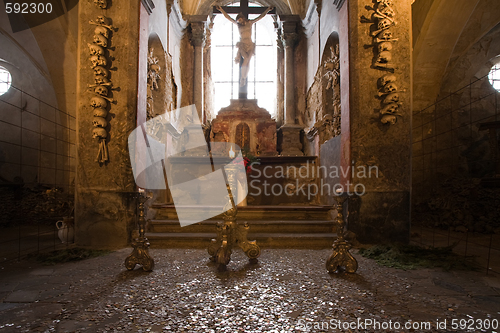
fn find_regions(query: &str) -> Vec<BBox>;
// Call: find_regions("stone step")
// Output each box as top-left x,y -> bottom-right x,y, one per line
145,232 -> 337,249
152,204 -> 332,221
148,220 -> 337,234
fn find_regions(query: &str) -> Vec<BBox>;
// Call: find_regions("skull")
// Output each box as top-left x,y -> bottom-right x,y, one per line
380,102 -> 399,115
90,55 -> 107,68
88,43 -> 104,56
94,85 -> 109,96
379,74 -> 397,87
93,116 -> 108,128
93,34 -> 108,48
381,114 -> 398,125
376,30 -> 394,40
376,50 -> 392,63
92,127 -> 108,139
379,5 -> 395,18
94,0 -> 107,9
93,107 -> 108,117
90,96 -> 108,108
378,41 -> 392,53
96,16 -> 112,26
94,26 -> 109,38
93,66 -> 109,77
383,93 -> 399,104
377,18 -> 392,30
377,0 -> 393,7
383,82 -> 398,93
94,75 -> 110,85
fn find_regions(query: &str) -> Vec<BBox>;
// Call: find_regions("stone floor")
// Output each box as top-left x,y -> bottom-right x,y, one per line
0,248 -> 499,332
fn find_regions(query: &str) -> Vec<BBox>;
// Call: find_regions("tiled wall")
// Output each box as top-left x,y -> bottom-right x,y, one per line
0,84 -> 76,189
412,72 -> 500,203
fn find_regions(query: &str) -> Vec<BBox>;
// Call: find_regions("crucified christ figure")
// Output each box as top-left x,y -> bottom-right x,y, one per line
216,5 -> 273,87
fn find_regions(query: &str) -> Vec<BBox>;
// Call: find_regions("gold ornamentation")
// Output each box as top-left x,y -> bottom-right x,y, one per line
326,194 -> 358,273
125,191 -> 154,271
208,164 -> 260,268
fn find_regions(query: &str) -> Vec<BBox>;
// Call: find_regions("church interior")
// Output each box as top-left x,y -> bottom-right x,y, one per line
0,0 -> 500,331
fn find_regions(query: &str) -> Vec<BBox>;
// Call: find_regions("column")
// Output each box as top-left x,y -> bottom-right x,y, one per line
279,16 -> 303,156
75,0 -> 142,248
341,0 -> 412,243
190,18 -> 206,123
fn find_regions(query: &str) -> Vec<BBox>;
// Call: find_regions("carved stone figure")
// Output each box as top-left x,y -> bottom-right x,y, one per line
323,45 -> 340,91
216,5 -> 273,87
147,48 -> 161,91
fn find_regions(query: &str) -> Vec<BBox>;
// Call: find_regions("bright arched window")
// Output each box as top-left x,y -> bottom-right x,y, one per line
0,66 -> 12,96
211,4 -> 277,116
488,62 -> 500,92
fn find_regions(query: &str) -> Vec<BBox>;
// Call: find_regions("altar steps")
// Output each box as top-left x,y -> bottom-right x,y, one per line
144,204 -> 337,249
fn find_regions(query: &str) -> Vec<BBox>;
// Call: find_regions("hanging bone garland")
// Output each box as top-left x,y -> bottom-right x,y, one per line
362,0 -> 402,124
88,13 -> 116,164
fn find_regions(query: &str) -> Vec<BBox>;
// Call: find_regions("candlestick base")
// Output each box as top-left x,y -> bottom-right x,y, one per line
326,194 -> 358,273
125,237 -> 155,271
125,191 -> 154,271
208,167 -> 260,268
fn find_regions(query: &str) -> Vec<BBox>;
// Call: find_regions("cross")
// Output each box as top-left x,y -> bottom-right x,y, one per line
213,1 -> 276,99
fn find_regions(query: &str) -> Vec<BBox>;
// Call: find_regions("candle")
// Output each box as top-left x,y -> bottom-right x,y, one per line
229,146 -> 235,158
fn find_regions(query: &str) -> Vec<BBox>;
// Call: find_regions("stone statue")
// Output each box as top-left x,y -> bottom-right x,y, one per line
216,5 -> 273,87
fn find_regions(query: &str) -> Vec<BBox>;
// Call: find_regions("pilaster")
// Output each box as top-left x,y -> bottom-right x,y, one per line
279,15 -> 303,156
189,17 -> 207,123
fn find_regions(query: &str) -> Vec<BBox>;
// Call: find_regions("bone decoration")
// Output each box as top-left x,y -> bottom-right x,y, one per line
146,48 -> 161,120
88,13 -> 115,163
362,0 -> 402,124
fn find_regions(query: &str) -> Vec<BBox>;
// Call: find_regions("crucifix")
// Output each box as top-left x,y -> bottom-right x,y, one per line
214,0 -> 275,99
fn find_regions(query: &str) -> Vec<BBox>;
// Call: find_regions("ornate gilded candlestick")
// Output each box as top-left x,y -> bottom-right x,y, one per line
326,192 -> 358,273
208,162 -> 260,268
125,189 -> 154,271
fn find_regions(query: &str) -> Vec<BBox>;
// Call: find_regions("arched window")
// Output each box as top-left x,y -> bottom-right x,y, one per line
211,4 -> 277,116
488,62 -> 500,92
0,66 -> 12,96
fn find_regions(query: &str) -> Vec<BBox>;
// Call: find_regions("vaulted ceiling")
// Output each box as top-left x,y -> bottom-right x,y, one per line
177,0 -> 309,17
412,0 -> 500,112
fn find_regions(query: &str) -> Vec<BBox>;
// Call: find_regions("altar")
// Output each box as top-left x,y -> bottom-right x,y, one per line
210,99 -> 278,156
